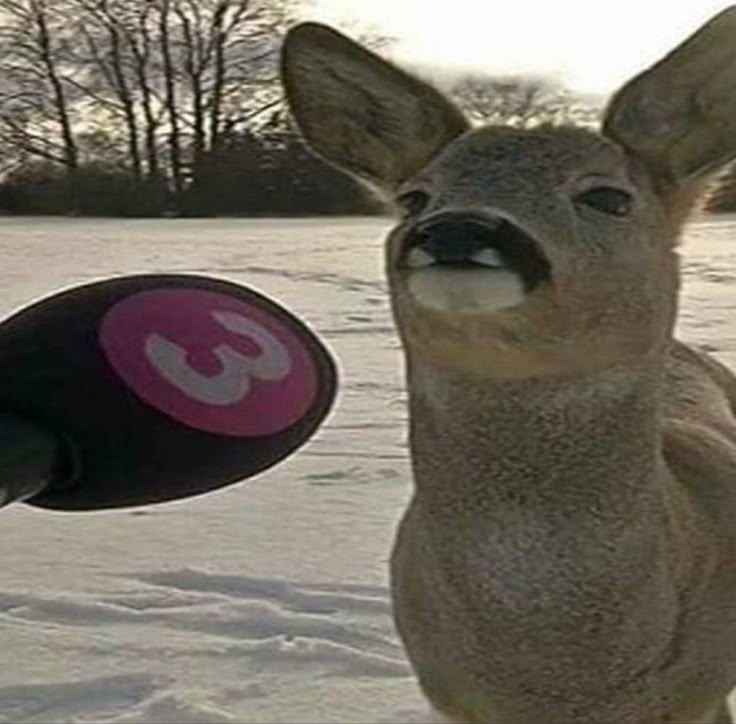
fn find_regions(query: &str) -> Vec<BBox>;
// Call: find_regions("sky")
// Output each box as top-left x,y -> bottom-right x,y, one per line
298,0 -> 734,95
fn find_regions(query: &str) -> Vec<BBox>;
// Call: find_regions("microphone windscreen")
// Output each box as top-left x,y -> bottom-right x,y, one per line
0,274 -> 336,510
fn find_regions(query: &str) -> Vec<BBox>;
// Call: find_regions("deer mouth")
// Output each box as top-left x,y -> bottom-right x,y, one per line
401,214 -> 551,291
398,213 -> 551,311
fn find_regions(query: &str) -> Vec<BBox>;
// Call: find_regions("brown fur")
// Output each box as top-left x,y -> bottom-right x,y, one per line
281,8 -> 736,723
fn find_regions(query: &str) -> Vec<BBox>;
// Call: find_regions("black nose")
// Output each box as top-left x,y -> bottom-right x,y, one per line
405,211 -> 553,292
411,214 -> 499,263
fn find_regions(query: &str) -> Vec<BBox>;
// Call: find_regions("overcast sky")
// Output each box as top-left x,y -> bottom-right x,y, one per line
297,0 -> 734,94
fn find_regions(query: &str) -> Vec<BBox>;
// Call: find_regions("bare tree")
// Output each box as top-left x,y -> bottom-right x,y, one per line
448,73 -> 601,129
0,0 -> 80,171
168,1 -> 283,169
71,0 -> 144,177
157,0 -> 183,192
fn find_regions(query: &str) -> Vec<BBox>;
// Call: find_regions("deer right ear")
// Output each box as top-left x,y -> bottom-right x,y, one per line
603,7 -> 736,189
280,23 -> 469,192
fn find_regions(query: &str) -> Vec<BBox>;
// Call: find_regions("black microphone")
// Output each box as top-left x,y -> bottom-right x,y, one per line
0,274 -> 337,511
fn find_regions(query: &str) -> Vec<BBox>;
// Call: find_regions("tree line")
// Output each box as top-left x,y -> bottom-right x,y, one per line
0,0 -> 733,216
0,0 -> 377,215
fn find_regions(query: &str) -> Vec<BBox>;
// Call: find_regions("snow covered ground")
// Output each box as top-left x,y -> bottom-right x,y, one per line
0,215 -> 734,723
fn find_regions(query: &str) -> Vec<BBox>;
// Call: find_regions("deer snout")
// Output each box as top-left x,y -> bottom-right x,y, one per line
402,211 -> 551,294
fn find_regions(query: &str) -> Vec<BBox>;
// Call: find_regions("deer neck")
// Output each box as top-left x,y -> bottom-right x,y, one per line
405,353 -> 671,523
399,350 -> 715,717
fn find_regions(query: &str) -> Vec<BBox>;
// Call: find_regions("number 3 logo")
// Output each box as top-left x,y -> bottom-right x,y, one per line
100,288 -> 318,437
145,311 -> 292,406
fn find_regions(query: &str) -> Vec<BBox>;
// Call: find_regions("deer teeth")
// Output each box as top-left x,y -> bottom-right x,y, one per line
471,248 -> 505,268
406,247 -> 436,269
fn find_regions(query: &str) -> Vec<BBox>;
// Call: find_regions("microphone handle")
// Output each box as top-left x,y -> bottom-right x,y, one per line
0,414 -> 61,507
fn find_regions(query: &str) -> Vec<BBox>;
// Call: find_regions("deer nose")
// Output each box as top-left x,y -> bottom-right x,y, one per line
411,212 -> 503,263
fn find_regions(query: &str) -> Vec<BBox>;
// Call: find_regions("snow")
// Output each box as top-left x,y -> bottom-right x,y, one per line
0,214 -> 733,723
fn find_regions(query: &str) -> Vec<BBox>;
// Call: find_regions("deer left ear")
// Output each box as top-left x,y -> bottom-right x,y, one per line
281,22 -> 469,192
603,7 -> 736,189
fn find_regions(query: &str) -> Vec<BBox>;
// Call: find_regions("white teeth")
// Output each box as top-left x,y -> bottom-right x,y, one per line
470,248 -> 505,268
406,247 -> 436,269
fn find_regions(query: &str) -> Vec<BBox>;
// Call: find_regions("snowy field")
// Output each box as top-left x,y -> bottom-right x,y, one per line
0,215 -> 734,723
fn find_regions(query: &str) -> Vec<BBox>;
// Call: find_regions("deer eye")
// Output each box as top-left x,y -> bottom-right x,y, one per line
396,190 -> 430,217
574,186 -> 633,217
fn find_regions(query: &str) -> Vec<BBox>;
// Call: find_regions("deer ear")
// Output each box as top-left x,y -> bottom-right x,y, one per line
280,22 -> 469,191
603,7 -> 736,187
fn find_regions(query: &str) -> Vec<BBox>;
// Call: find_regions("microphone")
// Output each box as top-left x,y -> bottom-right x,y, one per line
0,274 -> 337,511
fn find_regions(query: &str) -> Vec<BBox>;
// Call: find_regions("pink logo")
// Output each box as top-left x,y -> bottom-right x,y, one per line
99,288 -> 319,437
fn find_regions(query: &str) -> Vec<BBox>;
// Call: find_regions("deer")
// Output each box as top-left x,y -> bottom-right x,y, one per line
280,7 -> 736,723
